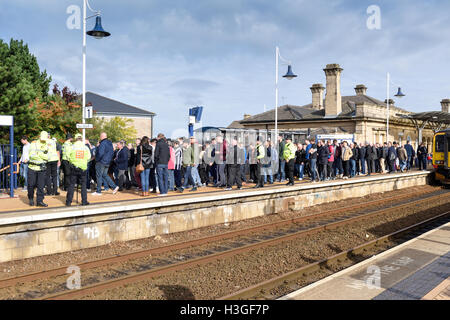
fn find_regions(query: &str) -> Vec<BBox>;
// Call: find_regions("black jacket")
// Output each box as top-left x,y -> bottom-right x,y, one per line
359,146 -> 366,159
136,143 -> 153,169
295,149 -> 306,164
318,145 -> 330,165
154,139 -> 170,165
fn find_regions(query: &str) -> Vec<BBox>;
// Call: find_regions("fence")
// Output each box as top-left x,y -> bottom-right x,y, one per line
0,144 -> 18,196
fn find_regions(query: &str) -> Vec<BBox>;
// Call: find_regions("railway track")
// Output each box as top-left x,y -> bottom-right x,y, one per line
0,187 -> 448,300
0,188 -> 435,289
220,211 -> 450,300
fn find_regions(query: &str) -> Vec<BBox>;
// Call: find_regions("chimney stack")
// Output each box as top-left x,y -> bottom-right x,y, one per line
243,114 -> 252,119
441,99 -> 450,113
310,84 -> 325,110
354,84 -> 367,96
323,64 -> 343,116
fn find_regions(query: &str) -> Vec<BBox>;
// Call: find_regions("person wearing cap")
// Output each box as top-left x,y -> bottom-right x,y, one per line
283,136 -> 297,186
27,131 -> 50,207
45,134 -> 61,196
61,133 -> 73,191
66,133 -> 91,206
253,136 -> 265,188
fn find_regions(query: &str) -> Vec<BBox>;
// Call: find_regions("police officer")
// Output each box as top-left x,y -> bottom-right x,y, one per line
28,131 -> 50,207
283,136 -> 297,186
61,133 -> 73,191
45,134 -> 60,196
66,133 -> 91,206
253,136 -> 265,188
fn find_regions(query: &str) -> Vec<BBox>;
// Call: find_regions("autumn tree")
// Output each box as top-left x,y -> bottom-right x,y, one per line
0,39 -> 51,144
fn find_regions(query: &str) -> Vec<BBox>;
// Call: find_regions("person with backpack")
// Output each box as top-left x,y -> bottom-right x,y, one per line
92,132 -> 119,196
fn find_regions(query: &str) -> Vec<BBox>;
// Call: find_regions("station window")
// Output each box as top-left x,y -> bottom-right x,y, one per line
435,135 -> 444,152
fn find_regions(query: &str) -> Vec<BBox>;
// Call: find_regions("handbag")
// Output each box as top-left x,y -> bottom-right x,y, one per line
135,146 -> 144,174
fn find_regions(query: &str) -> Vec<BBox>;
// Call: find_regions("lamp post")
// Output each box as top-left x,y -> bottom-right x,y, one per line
82,0 -> 111,142
386,72 -> 405,142
275,46 -> 297,143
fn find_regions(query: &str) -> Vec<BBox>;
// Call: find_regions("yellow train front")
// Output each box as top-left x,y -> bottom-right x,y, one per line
432,129 -> 450,185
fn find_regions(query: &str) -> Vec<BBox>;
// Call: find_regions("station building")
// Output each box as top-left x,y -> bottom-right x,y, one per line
229,64 -> 450,151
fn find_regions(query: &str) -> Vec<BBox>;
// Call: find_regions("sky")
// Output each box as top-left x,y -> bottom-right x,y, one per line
1,0 -> 449,138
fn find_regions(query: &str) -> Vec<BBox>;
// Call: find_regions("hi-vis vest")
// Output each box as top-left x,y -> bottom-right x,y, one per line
69,141 -> 91,170
256,144 -> 265,160
28,140 -> 49,171
283,142 -> 296,161
62,140 -> 72,161
47,139 -> 59,162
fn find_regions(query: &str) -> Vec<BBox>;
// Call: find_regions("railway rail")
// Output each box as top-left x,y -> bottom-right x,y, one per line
220,211 -> 450,300
0,187 -> 448,300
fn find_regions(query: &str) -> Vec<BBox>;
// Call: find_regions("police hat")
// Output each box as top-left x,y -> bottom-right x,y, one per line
75,133 -> 82,140
40,131 -> 49,141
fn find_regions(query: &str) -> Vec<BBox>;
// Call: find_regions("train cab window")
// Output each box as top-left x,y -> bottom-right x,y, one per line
435,135 -> 444,152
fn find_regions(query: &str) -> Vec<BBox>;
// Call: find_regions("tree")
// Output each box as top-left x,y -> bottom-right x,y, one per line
0,39 -> 51,144
86,116 -> 137,144
29,85 -> 81,142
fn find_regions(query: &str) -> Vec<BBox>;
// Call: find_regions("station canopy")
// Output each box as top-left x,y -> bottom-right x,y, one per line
397,111 -> 450,132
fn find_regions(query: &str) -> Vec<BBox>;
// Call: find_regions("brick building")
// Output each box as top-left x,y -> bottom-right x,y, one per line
85,92 -> 155,139
229,64 -> 450,150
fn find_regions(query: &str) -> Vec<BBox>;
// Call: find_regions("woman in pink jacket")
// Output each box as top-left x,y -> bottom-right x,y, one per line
168,141 -> 175,191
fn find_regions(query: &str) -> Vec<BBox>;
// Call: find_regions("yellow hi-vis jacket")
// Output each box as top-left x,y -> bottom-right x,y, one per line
69,141 -> 91,171
256,144 -> 265,160
62,140 -> 72,161
283,142 -> 297,161
28,140 -> 49,171
47,139 -> 59,162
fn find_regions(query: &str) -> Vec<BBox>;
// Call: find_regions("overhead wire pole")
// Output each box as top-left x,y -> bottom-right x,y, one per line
82,0 -> 87,143
386,72 -> 390,142
275,46 -> 279,144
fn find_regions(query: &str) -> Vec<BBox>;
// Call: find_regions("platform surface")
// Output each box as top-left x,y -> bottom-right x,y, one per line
281,221 -> 450,300
0,171 -> 428,226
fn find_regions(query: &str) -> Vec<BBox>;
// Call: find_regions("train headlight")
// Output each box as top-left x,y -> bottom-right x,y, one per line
435,160 -> 444,165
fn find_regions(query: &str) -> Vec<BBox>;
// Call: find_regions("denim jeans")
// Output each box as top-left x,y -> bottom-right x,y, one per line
156,164 -> 169,195
182,166 -> 193,188
95,162 -> 117,193
295,163 -> 304,179
406,156 -> 412,170
400,160 -> 407,171
263,164 -> 273,183
278,160 -> 286,181
21,163 -> 29,188
360,158 -> 366,174
140,169 -> 150,192
168,169 -> 175,191
310,158 -> 317,181
191,165 -> 201,186
350,159 -> 356,177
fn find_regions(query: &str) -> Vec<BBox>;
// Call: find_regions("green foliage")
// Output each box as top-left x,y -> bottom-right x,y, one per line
86,116 -> 137,144
0,39 -> 51,144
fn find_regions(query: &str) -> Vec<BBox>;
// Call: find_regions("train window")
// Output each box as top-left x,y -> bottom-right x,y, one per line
435,135 -> 444,152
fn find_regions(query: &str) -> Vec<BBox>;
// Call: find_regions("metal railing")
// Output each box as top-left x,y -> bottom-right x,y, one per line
0,144 -> 18,197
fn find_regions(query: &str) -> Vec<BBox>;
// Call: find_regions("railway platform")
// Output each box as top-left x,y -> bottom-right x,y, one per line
281,220 -> 450,300
0,171 -> 430,263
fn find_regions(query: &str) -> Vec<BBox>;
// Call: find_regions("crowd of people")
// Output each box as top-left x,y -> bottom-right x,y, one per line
16,131 -> 433,206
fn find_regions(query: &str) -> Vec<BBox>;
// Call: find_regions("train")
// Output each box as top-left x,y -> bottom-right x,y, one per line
432,129 -> 450,185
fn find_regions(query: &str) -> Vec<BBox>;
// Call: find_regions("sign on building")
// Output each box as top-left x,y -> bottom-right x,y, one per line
84,106 -> 93,119
316,134 -> 354,144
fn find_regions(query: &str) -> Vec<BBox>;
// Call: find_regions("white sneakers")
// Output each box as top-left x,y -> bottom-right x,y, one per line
91,192 -> 102,196
112,186 -> 120,195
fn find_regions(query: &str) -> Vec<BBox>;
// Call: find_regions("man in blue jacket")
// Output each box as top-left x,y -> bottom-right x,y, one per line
92,132 -> 119,196
404,140 -> 415,171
